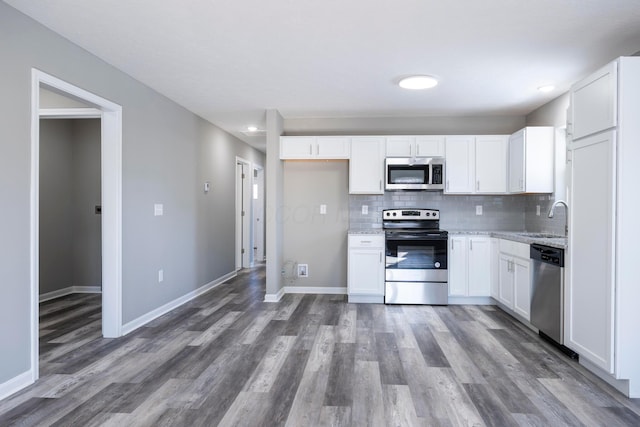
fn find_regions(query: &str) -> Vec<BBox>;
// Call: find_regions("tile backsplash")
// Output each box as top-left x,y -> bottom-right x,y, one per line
350,192 -> 566,235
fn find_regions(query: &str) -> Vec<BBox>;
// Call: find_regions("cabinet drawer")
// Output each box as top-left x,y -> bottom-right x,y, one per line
499,239 -> 529,258
348,234 -> 384,248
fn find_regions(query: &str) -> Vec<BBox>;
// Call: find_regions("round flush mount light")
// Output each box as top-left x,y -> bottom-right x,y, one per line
537,85 -> 555,93
247,125 -> 258,132
398,75 -> 439,90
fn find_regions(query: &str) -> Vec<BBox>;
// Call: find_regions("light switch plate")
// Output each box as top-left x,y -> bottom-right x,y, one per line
476,205 -> 483,215
320,204 -> 327,215
154,204 -> 164,216
362,205 -> 368,215
158,269 -> 164,283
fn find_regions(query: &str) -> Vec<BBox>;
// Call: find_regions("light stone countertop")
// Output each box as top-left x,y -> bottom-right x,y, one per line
348,229 -> 567,249
449,230 -> 567,249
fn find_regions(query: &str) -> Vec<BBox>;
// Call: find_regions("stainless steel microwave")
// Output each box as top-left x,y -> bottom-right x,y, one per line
385,157 -> 445,191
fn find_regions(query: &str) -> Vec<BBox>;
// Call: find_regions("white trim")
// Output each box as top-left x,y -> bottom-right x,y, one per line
0,370 -> 34,401
284,286 -> 347,295
31,69 -> 123,388
39,286 -> 102,303
121,271 -> 236,335
264,288 -> 285,303
447,296 -> 494,305
580,357 -> 630,397
348,294 -> 384,303
235,156 -> 252,269
39,108 -> 101,119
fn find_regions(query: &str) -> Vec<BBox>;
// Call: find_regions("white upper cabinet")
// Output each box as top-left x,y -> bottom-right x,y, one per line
386,136 -> 444,157
280,136 -> 350,159
444,136 -> 475,193
570,61 -> 617,141
445,135 -> 508,194
350,137 -> 385,194
508,127 -> 554,194
475,135 -> 509,194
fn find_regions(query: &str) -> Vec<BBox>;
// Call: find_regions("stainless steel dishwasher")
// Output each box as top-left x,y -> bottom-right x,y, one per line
530,244 -> 565,344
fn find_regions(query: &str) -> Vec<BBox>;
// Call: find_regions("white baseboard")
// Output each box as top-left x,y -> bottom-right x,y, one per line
580,357 -> 631,397
0,369 -> 34,401
284,286 -> 347,295
447,296 -> 494,305
264,288 -> 285,303
121,271 -> 236,336
39,286 -> 102,302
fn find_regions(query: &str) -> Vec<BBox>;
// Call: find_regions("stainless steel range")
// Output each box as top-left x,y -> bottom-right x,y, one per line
383,209 -> 448,305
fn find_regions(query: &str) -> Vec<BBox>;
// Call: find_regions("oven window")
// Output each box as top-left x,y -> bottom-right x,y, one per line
388,166 -> 427,184
386,239 -> 447,270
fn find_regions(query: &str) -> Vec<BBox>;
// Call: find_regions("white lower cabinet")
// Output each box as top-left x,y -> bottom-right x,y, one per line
449,235 -> 491,297
498,239 -> 531,320
348,234 -> 385,303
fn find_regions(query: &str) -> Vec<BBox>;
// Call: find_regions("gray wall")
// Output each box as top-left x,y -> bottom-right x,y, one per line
283,161 -> 349,288
0,3 -> 264,387
40,118 -> 102,295
39,119 -> 75,295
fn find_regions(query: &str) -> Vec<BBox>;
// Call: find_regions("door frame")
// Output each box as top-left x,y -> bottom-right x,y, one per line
30,69 -> 123,381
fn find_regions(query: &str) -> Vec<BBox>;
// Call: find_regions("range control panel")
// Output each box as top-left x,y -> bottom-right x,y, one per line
382,209 -> 439,220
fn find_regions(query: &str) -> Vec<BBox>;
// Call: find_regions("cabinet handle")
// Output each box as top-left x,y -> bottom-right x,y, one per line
309,145 -> 313,156
476,181 -> 480,192
416,145 -> 420,156
446,180 -> 450,191
316,144 -> 319,156
409,145 -> 412,156
380,252 -> 382,263
519,179 -> 523,190
470,240 -> 473,251
361,240 -> 371,244
379,180 -> 382,191
451,239 -> 455,250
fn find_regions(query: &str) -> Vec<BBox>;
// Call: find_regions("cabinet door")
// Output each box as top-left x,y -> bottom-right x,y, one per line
567,131 -> 615,373
468,237 -> 491,296
448,236 -> 468,296
498,254 -> 514,308
385,136 -> 414,157
571,61 -> 617,140
348,249 -> 384,295
280,136 -> 315,159
508,130 -> 525,193
349,137 -> 385,194
513,257 -> 531,321
445,136 -> 475,194
475,136 -> 508,194
316,136 -> 350,159
415,136 -> 445,157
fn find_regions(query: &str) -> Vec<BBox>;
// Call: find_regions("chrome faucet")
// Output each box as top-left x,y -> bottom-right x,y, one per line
548,200 -> 568,236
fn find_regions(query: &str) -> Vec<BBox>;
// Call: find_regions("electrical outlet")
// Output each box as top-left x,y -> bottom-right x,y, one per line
476,205 -> 483,215
536,205 -> 541,216
158,269 -> 164,283
297,264 -> 309,277
154,204 -> 163,216
362,205 -> 369,215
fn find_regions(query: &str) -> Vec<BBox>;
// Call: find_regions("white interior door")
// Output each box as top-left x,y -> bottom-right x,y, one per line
252,166 -> 265,263
236,159 -> 252,270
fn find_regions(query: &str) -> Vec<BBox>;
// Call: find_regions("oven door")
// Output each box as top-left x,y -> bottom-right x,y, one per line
385,232 -> 448,282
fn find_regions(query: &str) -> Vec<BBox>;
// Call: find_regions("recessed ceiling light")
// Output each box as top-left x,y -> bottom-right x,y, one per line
247,126 -> 258,132
399,75 -> 438,90
537,85 -> 555,93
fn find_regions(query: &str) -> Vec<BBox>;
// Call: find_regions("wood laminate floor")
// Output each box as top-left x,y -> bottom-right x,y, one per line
2,266 -> 640,426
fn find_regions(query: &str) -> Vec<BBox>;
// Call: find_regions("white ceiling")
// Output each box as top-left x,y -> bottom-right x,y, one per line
6,0 -> 640,152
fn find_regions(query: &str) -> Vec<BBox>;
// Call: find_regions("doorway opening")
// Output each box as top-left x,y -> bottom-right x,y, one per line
30,70 -> 122,383
236,158 -> 265,270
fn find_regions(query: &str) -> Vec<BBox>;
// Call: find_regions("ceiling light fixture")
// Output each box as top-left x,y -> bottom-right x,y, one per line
247,126 -> 258,132
399,75 -> 438,90
537,85 -> 555,93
